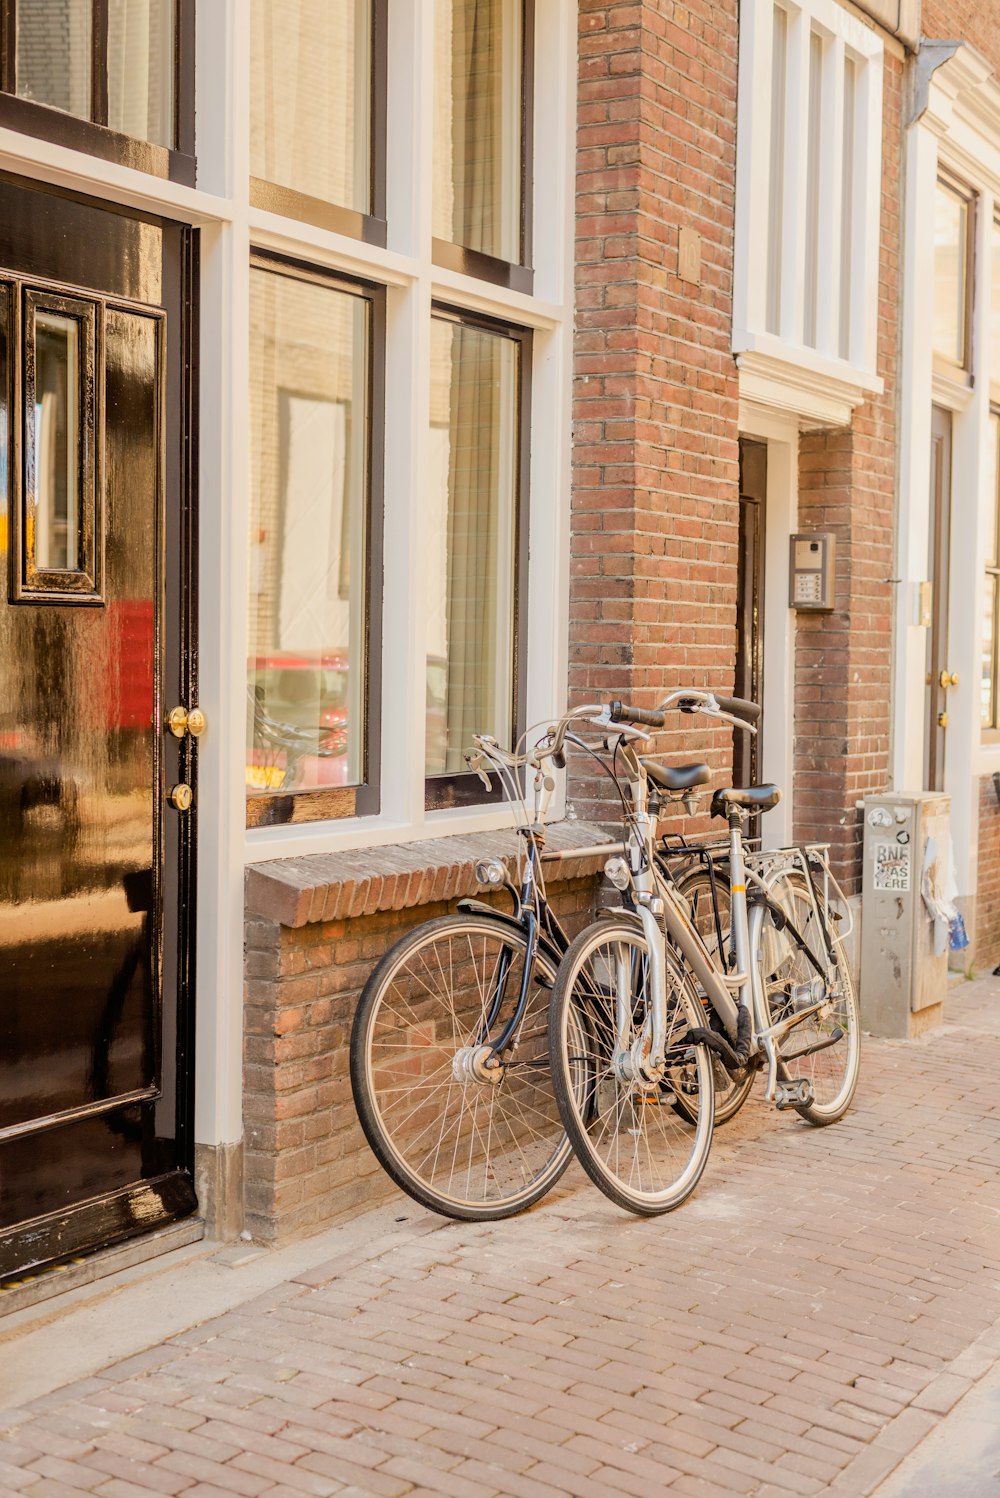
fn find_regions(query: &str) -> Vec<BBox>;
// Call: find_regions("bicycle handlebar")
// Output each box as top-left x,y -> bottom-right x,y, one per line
469,687 -> 761,780
608,700 -> 666,729
679,693 -> 760,724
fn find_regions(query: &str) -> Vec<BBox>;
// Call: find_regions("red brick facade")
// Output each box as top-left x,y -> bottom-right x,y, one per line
570,1 -> 741,825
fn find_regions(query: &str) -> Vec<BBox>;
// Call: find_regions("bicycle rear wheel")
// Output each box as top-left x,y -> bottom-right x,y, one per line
549,917 -> 715,1216
758,870 -> 860,1125
350,913 -> 573,1220
671,864 -> 756,1127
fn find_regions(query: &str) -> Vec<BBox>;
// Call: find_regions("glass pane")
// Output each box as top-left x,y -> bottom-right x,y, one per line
34,313 -> 81,572
248,268 -> 370,795
982,574 -> 997,729
989,411 -> 1000,569
934,181 -> 969,367
16,0 -> 92,120
803,27 -> 823,350
427,317 -> 519,775
250,0 -> 373,215
433,0 -> 523,264
839,56 -> 857,361
108,0 -> 175,147
765,5 -> 787,337
992,219 -> 1000,391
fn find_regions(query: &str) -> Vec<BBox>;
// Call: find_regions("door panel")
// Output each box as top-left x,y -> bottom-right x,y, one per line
0,177 -> 196,1279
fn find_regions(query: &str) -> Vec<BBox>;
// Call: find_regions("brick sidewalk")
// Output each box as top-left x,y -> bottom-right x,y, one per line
3,978 -> 1000,1497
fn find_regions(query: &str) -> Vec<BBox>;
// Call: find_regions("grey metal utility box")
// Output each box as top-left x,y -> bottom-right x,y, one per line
860,792 -> 950,1039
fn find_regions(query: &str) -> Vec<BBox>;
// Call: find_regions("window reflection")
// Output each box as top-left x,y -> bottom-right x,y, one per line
108,0 -> 175,148
250,0 -> 373,215
34,313 -> 81,573
247,265 -> 370,796
433,0 -> 524,264
427,315 -> 519,775
984,412 -> 1000,732
934,181 -> 970,369
16,0 -> 92,121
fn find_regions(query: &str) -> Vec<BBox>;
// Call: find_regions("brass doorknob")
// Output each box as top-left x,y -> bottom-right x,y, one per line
166,705 -> 207,738
168,783 -> 193,811
939,670 -> 959,689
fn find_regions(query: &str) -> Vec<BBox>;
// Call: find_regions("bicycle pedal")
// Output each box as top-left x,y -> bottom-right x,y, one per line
775,1078 -> 814,1110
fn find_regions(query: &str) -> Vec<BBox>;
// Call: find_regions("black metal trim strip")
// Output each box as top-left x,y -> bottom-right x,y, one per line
0,1087 -> 160,1143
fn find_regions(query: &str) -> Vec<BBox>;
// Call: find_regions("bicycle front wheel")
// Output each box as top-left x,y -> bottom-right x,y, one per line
549,918 -> 715,1216
758,871 -> 860,1125
350,913 -> 573,1220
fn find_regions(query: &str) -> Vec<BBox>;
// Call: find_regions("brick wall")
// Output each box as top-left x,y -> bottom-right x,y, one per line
922,3 -> 1000,73
977,774 -> 1000,970
242,826 -> 604,1242
244,876 -> 598,1241
570,1 -> 741,828
792,46 -> 903,893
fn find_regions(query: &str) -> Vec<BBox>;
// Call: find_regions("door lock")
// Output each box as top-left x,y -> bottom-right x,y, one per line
937,711 -> 949,729
168,783 -> 193,812
939,670 -> 959,689
166,705 -> 207,739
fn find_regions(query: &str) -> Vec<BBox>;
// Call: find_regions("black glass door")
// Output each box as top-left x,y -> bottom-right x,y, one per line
0,175 -> 197,1279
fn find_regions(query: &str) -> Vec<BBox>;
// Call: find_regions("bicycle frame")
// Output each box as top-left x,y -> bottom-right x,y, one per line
604,741 -> 848,1100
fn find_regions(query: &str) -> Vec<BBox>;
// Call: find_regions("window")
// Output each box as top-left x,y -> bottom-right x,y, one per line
734,0 -> 884,405
0,0 -> 192,176
984,409 -> 1000,734
250,0 -> 386,240
246,257 -> 381,826
238,0 -> 571,841
933,175 -> 975,376
426,309 -> 527,807
432,0 -> 532,288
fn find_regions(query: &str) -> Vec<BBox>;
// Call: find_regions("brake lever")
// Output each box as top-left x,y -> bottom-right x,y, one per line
464,750 -> 494,789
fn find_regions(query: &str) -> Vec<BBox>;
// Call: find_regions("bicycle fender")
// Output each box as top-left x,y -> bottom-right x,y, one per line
454,900 -> 563,969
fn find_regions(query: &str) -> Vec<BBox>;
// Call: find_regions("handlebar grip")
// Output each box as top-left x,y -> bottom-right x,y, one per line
551,747 -> 567,770
608,700 -> 666,729
715,695 -> 761,722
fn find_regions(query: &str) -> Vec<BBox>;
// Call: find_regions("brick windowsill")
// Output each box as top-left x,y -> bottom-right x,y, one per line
244,820 -> 613,929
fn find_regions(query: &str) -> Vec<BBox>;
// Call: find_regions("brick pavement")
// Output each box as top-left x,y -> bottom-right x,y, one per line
3,977 -> 1000,1497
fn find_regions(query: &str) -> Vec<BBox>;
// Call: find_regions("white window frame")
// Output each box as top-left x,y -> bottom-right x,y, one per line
733,0 -> 884,427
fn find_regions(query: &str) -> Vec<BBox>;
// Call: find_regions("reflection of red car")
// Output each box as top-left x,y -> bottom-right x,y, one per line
247,650 -> 353,792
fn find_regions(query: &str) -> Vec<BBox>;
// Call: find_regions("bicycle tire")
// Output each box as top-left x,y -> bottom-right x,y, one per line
670,864 -> 757,1127
350,912 -> 575,1220
548,916 -> 715,1216
757,870 -> 860,1125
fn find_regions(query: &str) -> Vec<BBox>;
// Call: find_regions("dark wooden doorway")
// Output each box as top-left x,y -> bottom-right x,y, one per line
925,406 -> 953,792
736,438 -> 766,789
0,175 -> 198,1280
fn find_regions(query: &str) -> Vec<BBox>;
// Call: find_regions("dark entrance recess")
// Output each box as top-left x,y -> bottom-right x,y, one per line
736,438 -> 766,791
0,173 -> 198,1281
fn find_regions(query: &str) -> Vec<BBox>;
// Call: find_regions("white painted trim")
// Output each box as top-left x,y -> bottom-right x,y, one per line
733,0 -> 883,417
736,345 -> 881,430
896,43 -> 1000,914
194,0 -> 249,1150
